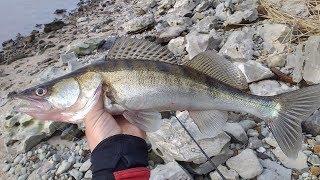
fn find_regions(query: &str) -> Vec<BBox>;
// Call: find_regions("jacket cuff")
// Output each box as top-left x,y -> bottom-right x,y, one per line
91,134 -> 149,179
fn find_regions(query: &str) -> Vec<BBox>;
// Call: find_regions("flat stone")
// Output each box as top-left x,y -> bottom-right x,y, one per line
302,36 -> 320,84
123,14 -> 154,34
247,129 -> 259,137
260,159 -> 292,179
257,169 -> 281,180
56,161 -> 72,175
239,119 -> 256,131
219,28 -> 254,60
147,111 -> 230,163
308,154 -> 320,166
69,169 -> 83,180
223,122 -> 248,143
84,170 -> 92,179
248,137 -> 263,149
168,37 -> 186,56
159,25 -> 186,42
66,37 -> 104,56
79,159 -> 91,172
150,161 -> 192,180
186,30 -> 221,59
2,164 -> 11,172
209,165 -> 239,180
272,147 -> 308,171
226,149 -> 263,179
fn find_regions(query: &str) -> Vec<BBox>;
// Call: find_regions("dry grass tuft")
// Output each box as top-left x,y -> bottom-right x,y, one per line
260,0 -> 320,43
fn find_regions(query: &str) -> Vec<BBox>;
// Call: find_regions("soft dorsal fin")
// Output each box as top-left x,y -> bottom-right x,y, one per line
184,51 -> 248,90
106,36 -> 178,64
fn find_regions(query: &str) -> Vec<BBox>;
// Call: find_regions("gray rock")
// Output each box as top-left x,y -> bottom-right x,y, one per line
157,0 -> 175,14
219,28 -> 254,60
69,169 -> 83,180
77,17 -> 89,23
234,60 -> 274,83
170,0 -> 197,16
284,44 -> 304,83
147,111 -> 230,163
123,14 -> 154,34
60,52 -> 80,71
248,137 -> 263,149
150,161 -> 192,180
13,154 -> 23,164
186,150 -> 234,175
159,25 -> 186,42
52,154 -> 61,162
225,1 -> 258,26
84,170 -> 92,179
249,80 -> 298,96
17,174 -> 28,180
68,156 -> 76,165
79,159 -> 91,172
247,129 -> 259,137
2,164 -> 11,172
226,149 -> 263,179
209,165 -> 239,180
272,147 -> 308,171
302,110 -> 320,136
257,169 -> 281,180
61,124 -> 84,141
195,0 -> 212,12
168,36 -> 186,56
193,16 -> 218,33
135,0 -> 157,12
260,159 -> 292,179
66,37 -> 104,56
239,119 -> 256,131
215,2 -> 230,21
257,23 -> 290,55
223,122 -> 248,143
186,30 -> 221,59
281,0 -> 309,17
56,161 -> 72,175
308,154 -> 320,166
302,36 -> 320,84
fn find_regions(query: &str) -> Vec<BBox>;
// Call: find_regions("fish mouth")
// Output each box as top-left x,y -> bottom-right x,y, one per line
12,95 -> 52,113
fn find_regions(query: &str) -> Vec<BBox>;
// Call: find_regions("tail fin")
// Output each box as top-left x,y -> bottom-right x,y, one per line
269,84 -> 320,158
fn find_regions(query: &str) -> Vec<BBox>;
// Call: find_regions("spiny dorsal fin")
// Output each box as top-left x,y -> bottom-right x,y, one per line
184,51 -> 248,90
107,37 -> 178,64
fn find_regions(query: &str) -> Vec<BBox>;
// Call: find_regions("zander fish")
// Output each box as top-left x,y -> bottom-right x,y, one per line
9,37 -> 320,158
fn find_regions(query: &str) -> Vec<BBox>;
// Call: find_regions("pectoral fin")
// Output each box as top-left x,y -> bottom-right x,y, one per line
189,110 -> 228,137
123,111 -> 163,132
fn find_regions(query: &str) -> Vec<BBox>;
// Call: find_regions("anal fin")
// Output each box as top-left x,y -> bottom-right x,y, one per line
123,111 -> 163,132
189,110 -> 228,137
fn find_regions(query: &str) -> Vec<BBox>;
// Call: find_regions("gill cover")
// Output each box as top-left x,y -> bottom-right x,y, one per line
60,72 -> 103,122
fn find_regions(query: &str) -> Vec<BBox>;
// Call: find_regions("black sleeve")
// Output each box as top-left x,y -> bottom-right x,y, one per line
91,134 -> 149,180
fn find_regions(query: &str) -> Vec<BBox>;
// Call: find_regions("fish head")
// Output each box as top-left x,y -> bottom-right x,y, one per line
9,72 -> 102,122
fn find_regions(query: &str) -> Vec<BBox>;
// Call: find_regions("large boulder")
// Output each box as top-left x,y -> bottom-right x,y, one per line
226,149 -> 263,179
147,111 -> 230,163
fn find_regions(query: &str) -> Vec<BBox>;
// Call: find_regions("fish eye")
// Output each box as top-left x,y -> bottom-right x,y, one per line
35,88 -> 47,96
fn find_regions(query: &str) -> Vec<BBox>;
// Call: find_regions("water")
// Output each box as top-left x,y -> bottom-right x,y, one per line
0,0 -> 78,46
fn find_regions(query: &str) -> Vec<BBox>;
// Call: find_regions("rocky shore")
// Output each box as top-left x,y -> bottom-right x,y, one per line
0,0 -> 320,179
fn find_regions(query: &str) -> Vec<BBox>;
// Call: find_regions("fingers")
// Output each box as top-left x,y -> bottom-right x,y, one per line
115,115 -> 146,139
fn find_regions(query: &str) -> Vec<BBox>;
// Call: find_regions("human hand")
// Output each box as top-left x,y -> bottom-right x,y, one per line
83,91 -> 146,151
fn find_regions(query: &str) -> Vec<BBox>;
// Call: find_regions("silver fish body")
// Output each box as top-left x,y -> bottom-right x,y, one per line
11,37 -> 320,159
